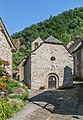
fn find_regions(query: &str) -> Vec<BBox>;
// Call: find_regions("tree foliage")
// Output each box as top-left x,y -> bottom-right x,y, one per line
11,7 -> 83,70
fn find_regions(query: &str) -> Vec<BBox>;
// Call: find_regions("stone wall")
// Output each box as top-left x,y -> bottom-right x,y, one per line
19,59 -> 26,82
30,43 -> 73,89
74,48 -> 83,80
81,48 -> 83,79
19,64 -> 24,82
0,30 -> 12,75
31,37 -> 43,51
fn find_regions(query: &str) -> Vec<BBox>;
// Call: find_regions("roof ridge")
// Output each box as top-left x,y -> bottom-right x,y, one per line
45,36 -> 63,43
0,18 -> 16,52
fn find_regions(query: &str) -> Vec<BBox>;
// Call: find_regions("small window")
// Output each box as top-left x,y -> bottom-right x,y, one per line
51,56 -> 56,61
34,42 -> 38,49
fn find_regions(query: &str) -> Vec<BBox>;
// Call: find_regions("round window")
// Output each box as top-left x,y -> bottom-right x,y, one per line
51,56 -> 56,61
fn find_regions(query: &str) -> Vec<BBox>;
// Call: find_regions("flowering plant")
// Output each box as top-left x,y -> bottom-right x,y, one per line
0,59 -> 28,100
0,59 -> 29,120
0,90 -> 7,95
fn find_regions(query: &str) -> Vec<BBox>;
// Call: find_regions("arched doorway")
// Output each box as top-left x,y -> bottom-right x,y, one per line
48,76 -> 56,89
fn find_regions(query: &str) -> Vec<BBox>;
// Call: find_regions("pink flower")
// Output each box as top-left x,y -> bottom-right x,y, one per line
15,88 -> 21,91
1,90 -> 7,95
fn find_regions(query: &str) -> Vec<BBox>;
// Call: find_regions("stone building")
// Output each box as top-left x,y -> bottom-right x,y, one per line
18,58 -> 26,81
0,18 -> 16,75
23,36 -> 73,89
68,39 -> 83,80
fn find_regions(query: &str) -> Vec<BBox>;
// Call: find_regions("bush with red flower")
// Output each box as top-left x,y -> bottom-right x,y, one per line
0,59 -> 29,120
0,58 -> 28,100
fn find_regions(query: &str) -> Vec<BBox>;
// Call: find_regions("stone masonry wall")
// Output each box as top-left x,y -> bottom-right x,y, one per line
74,48 -> 83,79
31,37 -> 43,51
0,30 -> 12,75
81,48 -> 83,79
31,43 -> 73,89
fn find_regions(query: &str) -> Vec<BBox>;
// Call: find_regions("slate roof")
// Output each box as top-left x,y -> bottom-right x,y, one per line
69,40 -> 82,53
45,36 -> 63,44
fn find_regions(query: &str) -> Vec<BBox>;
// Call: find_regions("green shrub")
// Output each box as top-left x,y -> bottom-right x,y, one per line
0,100 -> 26,120
0,59 -> 29,119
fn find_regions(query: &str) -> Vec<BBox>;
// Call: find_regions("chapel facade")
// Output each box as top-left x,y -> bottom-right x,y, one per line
23,36 -> 73,89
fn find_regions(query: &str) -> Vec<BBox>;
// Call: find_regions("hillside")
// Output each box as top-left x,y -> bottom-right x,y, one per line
11,7 -> 83,70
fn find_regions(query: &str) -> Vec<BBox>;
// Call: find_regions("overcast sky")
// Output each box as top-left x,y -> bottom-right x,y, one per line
0,0 -> 83,35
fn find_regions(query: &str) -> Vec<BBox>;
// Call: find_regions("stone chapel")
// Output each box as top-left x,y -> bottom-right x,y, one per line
22,36 -> 73,89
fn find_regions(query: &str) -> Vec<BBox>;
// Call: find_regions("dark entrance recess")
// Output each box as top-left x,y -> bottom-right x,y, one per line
48,76 -> 56,89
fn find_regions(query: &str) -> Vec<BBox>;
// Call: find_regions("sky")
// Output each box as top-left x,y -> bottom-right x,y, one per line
0,0 -> 83,35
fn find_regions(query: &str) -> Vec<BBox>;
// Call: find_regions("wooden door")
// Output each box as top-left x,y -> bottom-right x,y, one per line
48,76 -> 56,89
